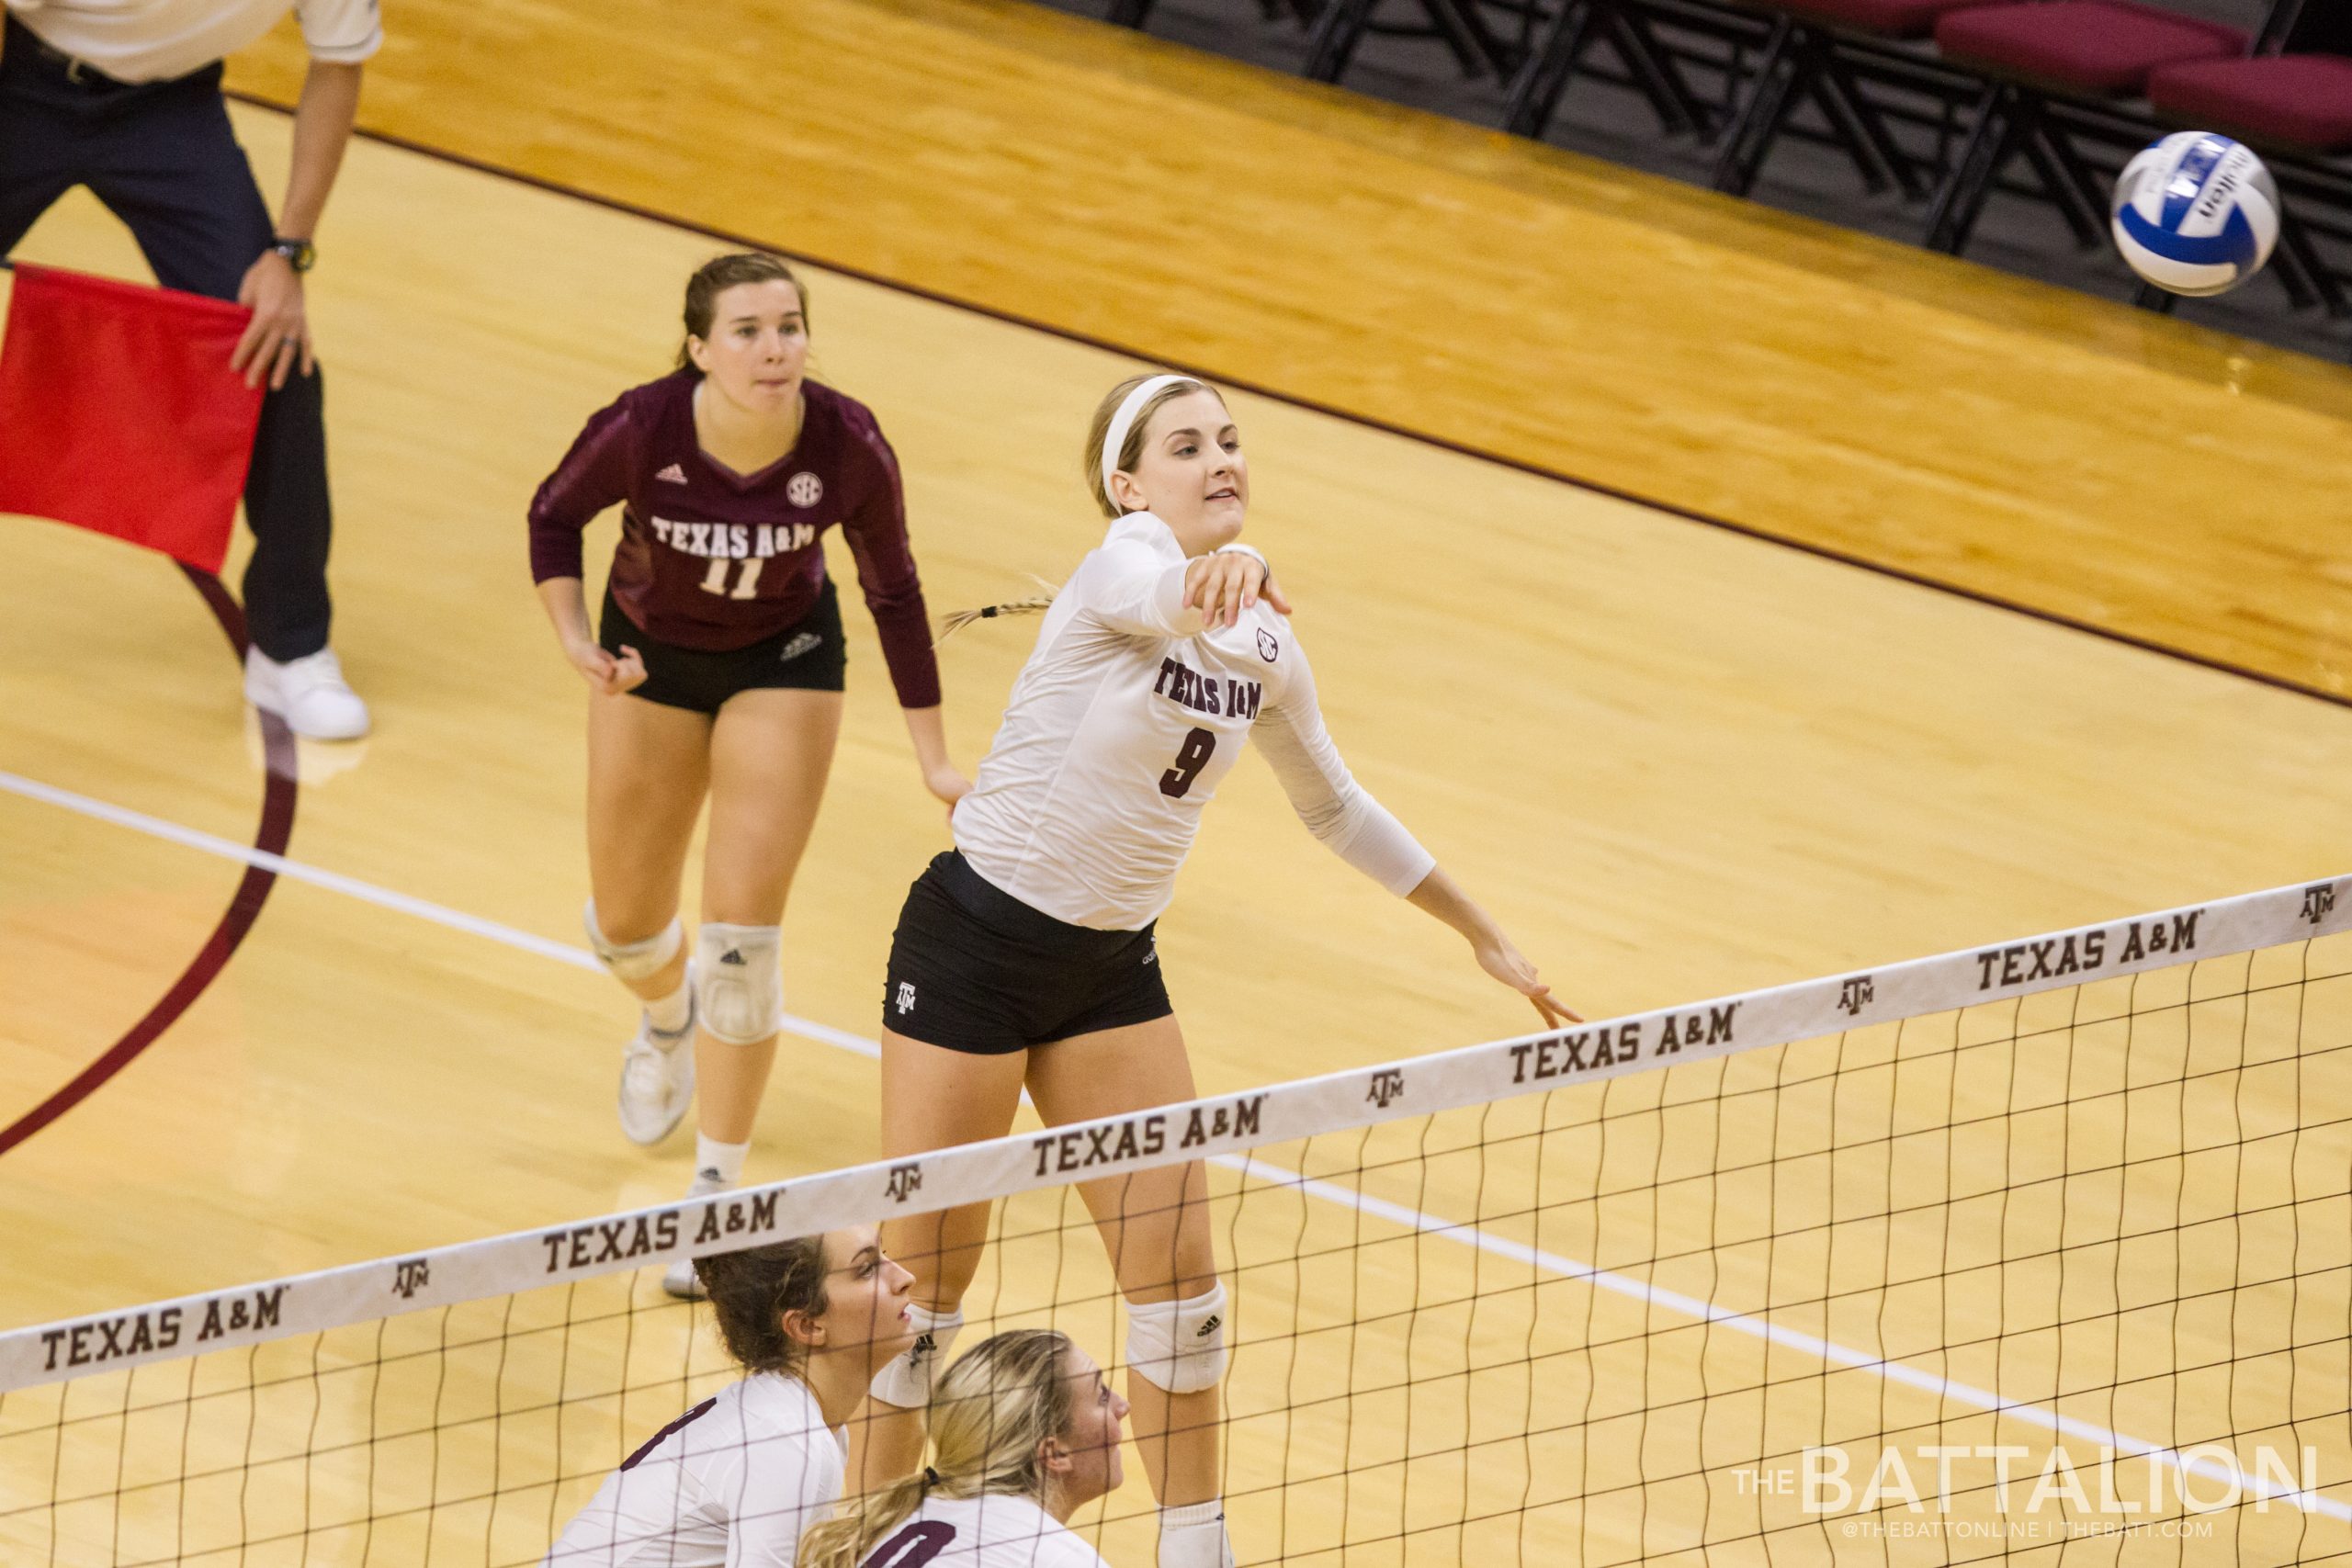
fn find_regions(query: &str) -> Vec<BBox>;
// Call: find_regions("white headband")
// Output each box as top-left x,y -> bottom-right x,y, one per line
1099,374 -> 1197,508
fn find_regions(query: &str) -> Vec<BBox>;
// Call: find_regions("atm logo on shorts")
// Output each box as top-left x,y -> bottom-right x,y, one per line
895,982 -> 916,1015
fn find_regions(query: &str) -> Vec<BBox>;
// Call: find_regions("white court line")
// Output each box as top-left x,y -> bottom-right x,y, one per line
0,769 -> 878,1061
9,765 -> 2344,1520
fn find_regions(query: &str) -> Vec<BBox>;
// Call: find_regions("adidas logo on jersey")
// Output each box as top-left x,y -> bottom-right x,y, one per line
656,464 -> 688,484
720,949 -> 746,966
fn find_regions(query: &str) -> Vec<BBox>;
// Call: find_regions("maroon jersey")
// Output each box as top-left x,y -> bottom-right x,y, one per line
528,373 -> 941,709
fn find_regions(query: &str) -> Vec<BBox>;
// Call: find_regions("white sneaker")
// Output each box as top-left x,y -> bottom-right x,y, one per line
619,979 -> 696,1146
663,1167 -> 732,1300
662,1256 -> 707,1300
245,647 -> 371,740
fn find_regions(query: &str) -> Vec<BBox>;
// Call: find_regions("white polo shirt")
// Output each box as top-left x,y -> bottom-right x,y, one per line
4,0 -> 381,84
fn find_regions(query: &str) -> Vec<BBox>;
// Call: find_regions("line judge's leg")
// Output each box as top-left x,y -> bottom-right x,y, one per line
1025,1016 -> 1227,1529
86,72 -> 336,666
0,28 -> 87,257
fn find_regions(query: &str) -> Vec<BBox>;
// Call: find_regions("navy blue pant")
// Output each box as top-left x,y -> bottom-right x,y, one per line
0,16 -> 334,660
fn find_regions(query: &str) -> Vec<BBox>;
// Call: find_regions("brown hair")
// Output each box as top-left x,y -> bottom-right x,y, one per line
677,254 -> 808,374
796,1329 -> 1079,1568
1082,373 -> 1218,520
693,1235 -> 832,1377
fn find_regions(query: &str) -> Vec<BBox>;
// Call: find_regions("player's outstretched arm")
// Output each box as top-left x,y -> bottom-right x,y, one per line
1405,866 -> 1581,1027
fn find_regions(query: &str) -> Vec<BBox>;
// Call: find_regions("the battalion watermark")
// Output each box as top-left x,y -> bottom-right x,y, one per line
1730,1442 -> 2316,1542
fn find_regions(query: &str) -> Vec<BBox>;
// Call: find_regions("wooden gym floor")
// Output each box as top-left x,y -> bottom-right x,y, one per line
2,1 -> 2349,1562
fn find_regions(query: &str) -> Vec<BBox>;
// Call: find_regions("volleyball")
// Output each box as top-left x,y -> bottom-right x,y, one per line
2110,130 -> 2279,298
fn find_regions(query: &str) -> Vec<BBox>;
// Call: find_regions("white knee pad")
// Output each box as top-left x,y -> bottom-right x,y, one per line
869,1303 -> 964,1410
584,902 -> 684,984
694,923 -> 784,1044
1125,1282 -> 1228,1395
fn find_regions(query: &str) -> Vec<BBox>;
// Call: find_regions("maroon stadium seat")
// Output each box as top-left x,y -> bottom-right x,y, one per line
2148,51 -> 2352,152
1712,0 -> 2000,198
1790,0 -> 1994,33
1923,2 -> 2248,254
1936,1 -> 2246,94
2146,47 -> 2352,318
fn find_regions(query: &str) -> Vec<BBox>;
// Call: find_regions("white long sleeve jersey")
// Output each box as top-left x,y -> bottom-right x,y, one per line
856,1493 -> 1108,1568
952,512 -> 1434,930
544,1373 -> 843,1568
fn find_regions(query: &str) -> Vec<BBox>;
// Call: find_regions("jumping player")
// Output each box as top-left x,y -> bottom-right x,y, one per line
530,254 -> 966,1295
801,1329 -> 1128,1568
545,1227 -> 917,1566
858,373 -> 1577,1568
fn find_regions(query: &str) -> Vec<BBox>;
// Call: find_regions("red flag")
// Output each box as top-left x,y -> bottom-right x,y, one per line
0,263 -> 266,574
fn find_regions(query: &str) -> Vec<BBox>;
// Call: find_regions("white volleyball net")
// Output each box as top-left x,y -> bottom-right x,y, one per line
4,877 -> 2349,1567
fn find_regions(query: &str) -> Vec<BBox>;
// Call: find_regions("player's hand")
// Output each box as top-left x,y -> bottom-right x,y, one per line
567,637 -> 647,696
232,250 -> 315,391
1183,552 -> 1290,628
923,763 -> 972,811
1471,931 -> 1582,1028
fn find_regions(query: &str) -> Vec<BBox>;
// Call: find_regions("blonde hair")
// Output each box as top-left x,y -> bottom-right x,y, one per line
797,1330 -> 1077,1568
937,375 -> 1221,638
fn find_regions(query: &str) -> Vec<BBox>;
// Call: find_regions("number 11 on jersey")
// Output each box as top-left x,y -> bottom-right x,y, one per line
699,556 -> 765,600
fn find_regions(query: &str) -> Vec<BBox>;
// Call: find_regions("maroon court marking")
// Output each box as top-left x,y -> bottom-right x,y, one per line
0,566 -> 299,1156
223,91 -> 2352,715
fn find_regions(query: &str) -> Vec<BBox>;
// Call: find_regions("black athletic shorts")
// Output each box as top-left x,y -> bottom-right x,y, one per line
882,851 -> 1173,1055
599,578 -> 847,715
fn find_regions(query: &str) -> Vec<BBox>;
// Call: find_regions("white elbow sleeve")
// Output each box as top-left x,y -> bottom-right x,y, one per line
1331,796 -> 1436,896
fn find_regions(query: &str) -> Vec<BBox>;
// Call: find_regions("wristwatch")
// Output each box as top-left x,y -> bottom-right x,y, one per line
270,237 -> 317,274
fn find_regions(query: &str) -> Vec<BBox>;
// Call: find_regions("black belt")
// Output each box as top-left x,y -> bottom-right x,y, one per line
4,14 -> 159,89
